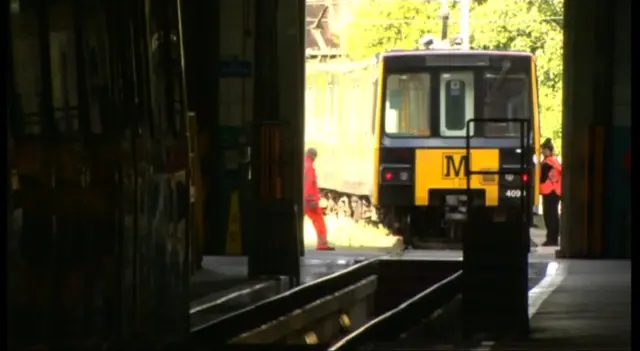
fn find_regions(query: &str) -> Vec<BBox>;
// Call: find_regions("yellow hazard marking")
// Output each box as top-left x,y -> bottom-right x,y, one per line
225,191 -> 242,255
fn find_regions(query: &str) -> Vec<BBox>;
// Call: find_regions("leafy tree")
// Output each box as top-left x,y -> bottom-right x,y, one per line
341,0 -> 462,60
339,0 -> 564,152
471,0 -> 564,151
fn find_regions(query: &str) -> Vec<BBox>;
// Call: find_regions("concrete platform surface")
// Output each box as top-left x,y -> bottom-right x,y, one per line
191,253 -> 629,350
493,260 -> 631,350
193,249 -> 555,303
191,250 -> 377,305
198,249 -> 556,289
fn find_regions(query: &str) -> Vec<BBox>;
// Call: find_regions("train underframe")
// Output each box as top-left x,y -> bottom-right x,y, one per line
381,206 -> 464,249
379,204 -> 531,250
319,188 -> 533,250
318,188 -> 476,248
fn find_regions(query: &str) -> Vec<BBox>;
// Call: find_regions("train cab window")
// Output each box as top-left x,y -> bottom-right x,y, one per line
483,73 -> 530,137
439,72 -> 474,137
383,73 -> 431,137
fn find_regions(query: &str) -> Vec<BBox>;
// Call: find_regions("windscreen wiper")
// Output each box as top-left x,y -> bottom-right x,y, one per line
485,59 -> 511,103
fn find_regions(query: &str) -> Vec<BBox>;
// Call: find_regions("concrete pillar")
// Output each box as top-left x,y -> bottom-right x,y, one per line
250,0 -> 306,203
275,0 -> 306,210
560,0 -> 615,258
208,0 -> 255,255
182,0 -> 220,269
604,0 -> 631,258
184,0 -> 255,257
246,0 -> 306,279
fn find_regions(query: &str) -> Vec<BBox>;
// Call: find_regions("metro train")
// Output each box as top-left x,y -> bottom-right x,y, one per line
306,49 -> 541,248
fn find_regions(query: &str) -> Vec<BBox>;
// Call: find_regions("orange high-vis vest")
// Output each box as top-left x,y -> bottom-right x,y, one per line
540,156 -> 562,196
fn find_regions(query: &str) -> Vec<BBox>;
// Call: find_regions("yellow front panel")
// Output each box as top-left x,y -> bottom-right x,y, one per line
415,149 -> 500,206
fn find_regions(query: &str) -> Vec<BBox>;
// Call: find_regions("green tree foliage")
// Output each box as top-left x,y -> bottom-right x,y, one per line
340,0 -> 564,151
341,0 -> 462,59
472,0 -> 563,150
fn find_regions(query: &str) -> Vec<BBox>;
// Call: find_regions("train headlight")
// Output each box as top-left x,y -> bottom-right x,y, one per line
505,174 -> 514,182
399,171 -> 409,181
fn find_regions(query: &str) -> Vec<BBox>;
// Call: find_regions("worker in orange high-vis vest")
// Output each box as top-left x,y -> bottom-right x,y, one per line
304,148 -> 335,251
539,138 -> 562,246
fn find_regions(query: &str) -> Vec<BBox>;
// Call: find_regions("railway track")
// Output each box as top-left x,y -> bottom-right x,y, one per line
190,257 -> 464,347
190,257 -> 550,349
189,278 -> 287,331
330,271 -> 462,351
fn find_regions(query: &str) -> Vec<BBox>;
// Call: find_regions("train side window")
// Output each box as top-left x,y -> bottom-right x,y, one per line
439,71 -> 474,137
384,73 -> 431,137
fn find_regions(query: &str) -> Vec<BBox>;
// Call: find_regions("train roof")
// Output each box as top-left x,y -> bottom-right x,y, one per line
378,49 -> 534,71
381,50 -> 533,58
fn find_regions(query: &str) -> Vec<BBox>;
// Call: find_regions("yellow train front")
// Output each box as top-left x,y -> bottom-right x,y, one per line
371,50 -> 541,248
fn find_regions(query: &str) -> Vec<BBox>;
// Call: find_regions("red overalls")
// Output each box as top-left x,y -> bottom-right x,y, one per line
304,156 -> 330,249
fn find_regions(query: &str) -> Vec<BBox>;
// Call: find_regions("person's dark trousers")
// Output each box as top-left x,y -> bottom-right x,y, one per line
542,192 -> 560,245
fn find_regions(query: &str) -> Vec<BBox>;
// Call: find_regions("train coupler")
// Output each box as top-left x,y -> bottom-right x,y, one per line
444,194 -> 468,222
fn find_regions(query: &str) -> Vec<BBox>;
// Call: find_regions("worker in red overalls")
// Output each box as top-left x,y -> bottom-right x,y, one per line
304,148 -> 335,251
539,138 -> 562,246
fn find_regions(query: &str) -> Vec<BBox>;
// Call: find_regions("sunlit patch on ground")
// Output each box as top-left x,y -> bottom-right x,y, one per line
303,215 -> 399,249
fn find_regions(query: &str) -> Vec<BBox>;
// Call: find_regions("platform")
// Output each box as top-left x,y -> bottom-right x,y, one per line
192,249 -> 557,303
189,250 -> 380,317
193,251 -> 373,298
192,227 -> 555,302
493,260 -> 631,350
